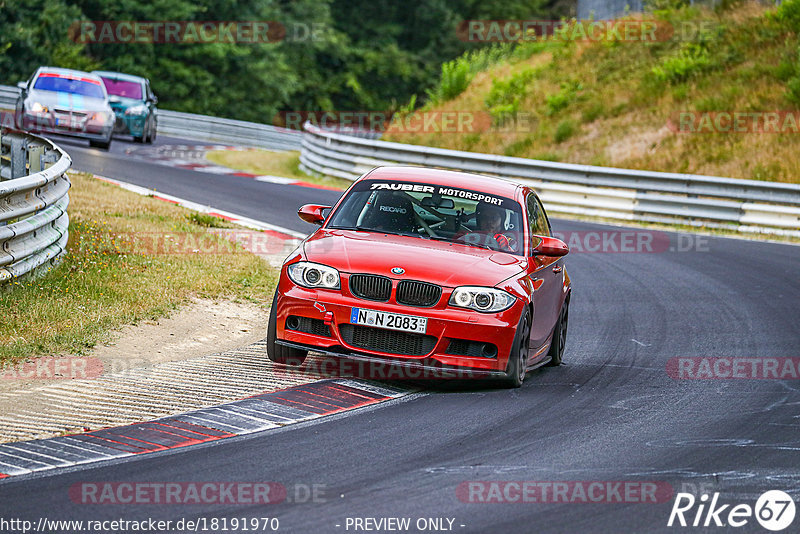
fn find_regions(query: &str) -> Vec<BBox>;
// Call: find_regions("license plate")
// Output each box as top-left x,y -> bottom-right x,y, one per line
350,308 -> 427,334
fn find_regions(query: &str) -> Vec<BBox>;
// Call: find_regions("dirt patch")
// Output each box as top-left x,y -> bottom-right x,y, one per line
605,126 -> 672,165
0,298 -> 267,397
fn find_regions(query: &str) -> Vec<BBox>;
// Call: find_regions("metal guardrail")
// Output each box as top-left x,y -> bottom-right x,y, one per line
0,85 -> 18,110
0,129 -> 71,283
300,122 -> 800,237
0,84 -> 302,151
156,109 -> 302,151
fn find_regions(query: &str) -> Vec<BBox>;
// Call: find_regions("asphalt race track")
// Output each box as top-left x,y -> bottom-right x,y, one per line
59,134 -> 337,235
1,135 -> 798,533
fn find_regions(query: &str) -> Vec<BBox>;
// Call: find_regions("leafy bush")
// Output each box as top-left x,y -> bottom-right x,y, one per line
545,80 -> 582,115
426,44 -> 516,104
770,0 -> 800,31
485,68 -> 537,120
428,59 -> 472,103
650,43 -> 712,83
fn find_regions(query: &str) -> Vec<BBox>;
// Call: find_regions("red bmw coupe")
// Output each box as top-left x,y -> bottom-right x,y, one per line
267,166 -> 571,387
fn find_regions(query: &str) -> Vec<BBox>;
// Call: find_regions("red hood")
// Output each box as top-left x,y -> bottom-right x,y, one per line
302,229 -> 526,287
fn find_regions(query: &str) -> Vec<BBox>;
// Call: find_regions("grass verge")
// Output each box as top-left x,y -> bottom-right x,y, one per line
0,172 -> 277,364
205,149 -> 351,190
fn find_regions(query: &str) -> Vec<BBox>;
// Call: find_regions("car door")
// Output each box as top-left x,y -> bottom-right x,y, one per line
527,192 -> 562,351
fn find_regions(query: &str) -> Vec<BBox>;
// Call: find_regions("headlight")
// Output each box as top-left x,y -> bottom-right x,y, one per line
125,105 -> 147,115
91,112 -> 109,122
449,286 -> 515,313
287,261 -> 340,289
29,102 -> 48,113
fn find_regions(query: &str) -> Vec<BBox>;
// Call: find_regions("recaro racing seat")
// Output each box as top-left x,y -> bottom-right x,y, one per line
363,192 -> 417,234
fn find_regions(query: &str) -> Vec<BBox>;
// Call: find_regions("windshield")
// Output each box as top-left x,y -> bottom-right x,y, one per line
100,78 -> 143,100
33,74 -> 106,99
327,179 -> 525,255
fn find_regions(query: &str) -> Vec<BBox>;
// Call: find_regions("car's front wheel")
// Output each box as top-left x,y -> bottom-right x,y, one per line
266,291 -> 307,366
501,307 -> 531,388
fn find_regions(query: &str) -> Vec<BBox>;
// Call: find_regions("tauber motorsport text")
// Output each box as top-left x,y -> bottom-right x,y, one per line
667,490 -> 796,531
368,182 -> 505,206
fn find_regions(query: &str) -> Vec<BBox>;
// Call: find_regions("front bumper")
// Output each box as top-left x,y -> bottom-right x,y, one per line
275,275 -> 524,375
277,340 -> 508,378
113,113 -> 147,136
21,112 -> 112,141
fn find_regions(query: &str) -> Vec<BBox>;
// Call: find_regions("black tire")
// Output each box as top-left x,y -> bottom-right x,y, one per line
133,135 -> 144,143
501,307 -> 531,388
546,297 -> 569,366
266,291 -> 307,366
148,120 -> 157,143
89,138 -> 111,150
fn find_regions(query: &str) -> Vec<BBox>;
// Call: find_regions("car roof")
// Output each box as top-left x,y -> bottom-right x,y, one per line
361,166 -> 522,199
92,70 -> 146,83
36,67 -> 104,83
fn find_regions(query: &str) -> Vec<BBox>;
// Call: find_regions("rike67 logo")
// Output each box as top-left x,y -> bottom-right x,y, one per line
668,490 -> 796,531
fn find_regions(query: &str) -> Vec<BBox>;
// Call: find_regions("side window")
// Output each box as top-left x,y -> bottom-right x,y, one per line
526,194 -> 551,238
534,196 -> 551,236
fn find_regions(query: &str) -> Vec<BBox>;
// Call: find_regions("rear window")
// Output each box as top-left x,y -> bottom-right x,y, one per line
100,78 -> 143,100
33,74 -> 105,99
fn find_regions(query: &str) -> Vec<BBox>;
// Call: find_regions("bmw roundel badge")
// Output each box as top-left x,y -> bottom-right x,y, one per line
391,267 -> 405,275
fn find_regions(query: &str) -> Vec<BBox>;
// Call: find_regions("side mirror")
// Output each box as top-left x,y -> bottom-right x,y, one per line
532,236 -> 569,257
298,204 -> 330,225
149,96 -> 158,105
17,81 -> 27,91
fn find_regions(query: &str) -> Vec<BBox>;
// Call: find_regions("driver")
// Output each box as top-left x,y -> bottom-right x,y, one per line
458,201 -> 516,252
